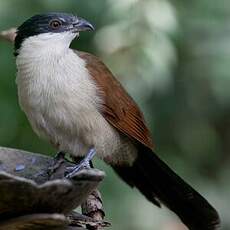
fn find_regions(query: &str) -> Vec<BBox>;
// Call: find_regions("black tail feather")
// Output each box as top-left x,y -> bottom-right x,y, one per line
112,146 -> 220,230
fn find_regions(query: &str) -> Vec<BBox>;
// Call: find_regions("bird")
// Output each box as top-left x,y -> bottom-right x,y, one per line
14,12 -> 220,230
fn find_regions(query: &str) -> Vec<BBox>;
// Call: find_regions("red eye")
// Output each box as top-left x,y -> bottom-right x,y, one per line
49,19 -> 62,29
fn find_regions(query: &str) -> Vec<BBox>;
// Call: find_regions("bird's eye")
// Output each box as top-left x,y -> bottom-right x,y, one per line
49,19 -> 62,29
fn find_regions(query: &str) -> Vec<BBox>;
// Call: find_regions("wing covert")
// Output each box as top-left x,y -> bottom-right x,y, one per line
77,51 -> 154,150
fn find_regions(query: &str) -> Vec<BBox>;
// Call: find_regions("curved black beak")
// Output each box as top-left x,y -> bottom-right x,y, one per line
72,17 -> 95,32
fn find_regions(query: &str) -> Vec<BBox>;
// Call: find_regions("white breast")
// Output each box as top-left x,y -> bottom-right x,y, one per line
15,36 -> 137,164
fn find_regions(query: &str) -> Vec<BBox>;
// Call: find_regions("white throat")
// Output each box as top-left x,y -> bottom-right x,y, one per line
16,32 -> 77,59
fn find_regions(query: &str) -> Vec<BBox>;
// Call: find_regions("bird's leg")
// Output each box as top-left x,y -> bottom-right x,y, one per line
48,151 -> 66,175
54,151 -> 66,160
65,148 -> 96,179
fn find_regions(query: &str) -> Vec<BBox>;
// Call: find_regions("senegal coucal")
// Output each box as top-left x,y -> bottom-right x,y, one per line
14,12 -> 220,230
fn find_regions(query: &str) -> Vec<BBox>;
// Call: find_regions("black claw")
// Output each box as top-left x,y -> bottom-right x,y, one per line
47,151 -> 66,176
54,151 -> 66,160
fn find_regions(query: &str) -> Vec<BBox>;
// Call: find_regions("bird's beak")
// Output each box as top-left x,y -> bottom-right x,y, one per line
72,17 -> 95,32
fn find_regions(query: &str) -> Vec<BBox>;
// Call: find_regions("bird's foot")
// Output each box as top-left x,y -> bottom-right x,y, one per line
65,148 -> 96,179
47,151 -> 66,175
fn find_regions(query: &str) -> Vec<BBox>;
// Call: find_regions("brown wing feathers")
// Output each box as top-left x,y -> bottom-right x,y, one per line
77,51 -> 220,230
77,51 -> 154,150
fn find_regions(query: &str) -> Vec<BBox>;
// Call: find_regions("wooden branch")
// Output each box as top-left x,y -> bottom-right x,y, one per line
0,28 -> 16,43
68,211 -> 110,229
0,214 -> 69,230
0,147 -> 110,230
81,190 -> 105,230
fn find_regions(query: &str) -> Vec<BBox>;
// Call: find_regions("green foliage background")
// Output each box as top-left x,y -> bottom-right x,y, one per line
0,0 -> 229,229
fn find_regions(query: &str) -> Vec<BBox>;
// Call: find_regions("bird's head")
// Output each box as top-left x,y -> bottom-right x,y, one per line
14,12 -> 94,55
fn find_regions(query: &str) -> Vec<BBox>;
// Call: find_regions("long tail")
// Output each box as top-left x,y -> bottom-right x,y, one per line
112,145 -> 220,230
